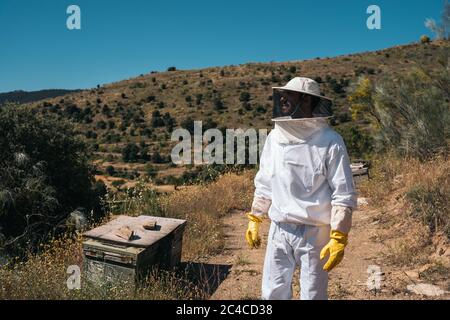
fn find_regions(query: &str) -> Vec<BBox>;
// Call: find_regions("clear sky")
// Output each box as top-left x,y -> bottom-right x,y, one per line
0,0 -> 445,92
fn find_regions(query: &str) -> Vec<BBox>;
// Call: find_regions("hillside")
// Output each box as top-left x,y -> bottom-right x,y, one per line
25,40 -> 450,187
0,89 -> 80,105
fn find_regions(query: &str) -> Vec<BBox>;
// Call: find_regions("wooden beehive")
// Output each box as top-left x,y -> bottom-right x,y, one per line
82,215 -> 186,287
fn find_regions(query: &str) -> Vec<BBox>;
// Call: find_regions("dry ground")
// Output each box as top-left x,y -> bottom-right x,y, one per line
204,202 -> 450,300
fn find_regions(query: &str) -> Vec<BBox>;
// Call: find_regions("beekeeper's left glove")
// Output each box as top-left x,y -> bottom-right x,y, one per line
320,230 -> 348,272
245,213 -> 262,249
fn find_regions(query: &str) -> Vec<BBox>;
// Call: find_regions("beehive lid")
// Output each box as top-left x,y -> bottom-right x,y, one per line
83,215 -> 186,248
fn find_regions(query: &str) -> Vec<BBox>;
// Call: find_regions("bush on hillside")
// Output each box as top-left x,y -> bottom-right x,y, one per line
349,54 -> 449,160
420,35 -> 431,44
0,104 -> 106,256
335,125 -> 373,159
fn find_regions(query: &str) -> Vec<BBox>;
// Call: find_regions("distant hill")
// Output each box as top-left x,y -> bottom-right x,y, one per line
0,89 -> 80,105
24,40 -> 450,184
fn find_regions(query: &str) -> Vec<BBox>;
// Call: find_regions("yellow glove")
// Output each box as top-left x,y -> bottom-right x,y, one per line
320,230 -> 348,272
245,213 -> 263,249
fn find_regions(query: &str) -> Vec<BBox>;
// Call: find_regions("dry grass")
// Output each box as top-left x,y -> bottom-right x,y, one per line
360,154 -> 450,267
0,236 -> 83,300
160,171 -> 254,259
361,154 -> 449,200
104,170 -> 255,259
0,234 -> 210,300
384,226 -> 432,266
235,254 -> 251,266
0,171 -> 254,299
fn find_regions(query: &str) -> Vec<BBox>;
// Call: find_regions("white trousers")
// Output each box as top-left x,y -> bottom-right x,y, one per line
261,221 -> 330,300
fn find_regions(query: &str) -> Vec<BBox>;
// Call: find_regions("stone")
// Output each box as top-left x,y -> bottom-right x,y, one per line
406,283 -> 446,296
404,270 -> 419,279
357,197 -> 369,206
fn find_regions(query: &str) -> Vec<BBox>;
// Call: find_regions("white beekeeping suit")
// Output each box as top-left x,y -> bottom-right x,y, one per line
247,77 -> 357,300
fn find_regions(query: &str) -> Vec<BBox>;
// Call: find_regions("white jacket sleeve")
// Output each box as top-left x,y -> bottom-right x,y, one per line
330,205 -> 353,234
326,137 -> 357,233
326,138 -> 357,209
251,132 -> 273,218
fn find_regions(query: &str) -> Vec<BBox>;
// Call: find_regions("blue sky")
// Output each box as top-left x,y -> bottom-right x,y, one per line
0,0 -> 444,92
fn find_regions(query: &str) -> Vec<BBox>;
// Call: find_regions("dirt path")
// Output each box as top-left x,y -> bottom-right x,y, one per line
207,202 -> 450,300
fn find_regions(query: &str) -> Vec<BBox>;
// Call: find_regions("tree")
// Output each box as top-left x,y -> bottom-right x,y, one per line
348,77 -> 376,122
162,112 -> 176,131
0,104 -> 105,255
348,55 -> 450,160
239,91 -> 251,102
335,125 -> 373,158
140,146 -> 150,161
152,151 -> 164,163
105,165 -> 116,176
195,93 -> 203,105
181,117 -> 195,134
96,120 -> 107,130
314,76 -> 323,83
122,143 -> 140,162
425,0 -> 450,39
420,35 -> 431,44
146,165 -> 158,178
151,110 -> 165,128
213,98 -> 225,111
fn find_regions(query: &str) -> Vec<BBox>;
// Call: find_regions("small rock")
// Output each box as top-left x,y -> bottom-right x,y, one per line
357,197 -> 369,206
418,264 -> 432,273
406,283 -> 446,296
436,245 -> 450,257
404,270 -> 419,279
67,208 -> 88,231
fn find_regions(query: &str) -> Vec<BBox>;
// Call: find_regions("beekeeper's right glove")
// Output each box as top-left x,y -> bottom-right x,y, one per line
245,212 -> 263,249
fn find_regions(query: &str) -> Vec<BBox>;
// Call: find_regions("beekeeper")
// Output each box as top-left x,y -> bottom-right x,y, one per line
246,77 -> 357,300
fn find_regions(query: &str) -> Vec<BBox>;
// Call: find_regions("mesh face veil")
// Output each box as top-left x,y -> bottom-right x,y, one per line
272,90 -> 333,120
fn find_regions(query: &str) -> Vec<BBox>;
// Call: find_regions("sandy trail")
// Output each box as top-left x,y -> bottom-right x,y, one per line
206,204 -> 450,300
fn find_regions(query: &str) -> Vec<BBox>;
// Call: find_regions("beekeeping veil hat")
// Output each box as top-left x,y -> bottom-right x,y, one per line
271,77 -> 333,142
272,77 -> 333,121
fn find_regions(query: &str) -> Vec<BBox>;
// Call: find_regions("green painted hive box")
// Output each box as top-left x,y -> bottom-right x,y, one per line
82,215 -> 186,287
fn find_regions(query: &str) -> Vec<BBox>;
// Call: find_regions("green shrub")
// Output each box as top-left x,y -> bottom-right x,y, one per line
239,92 -> 251,102
145,165 -> 158,179
105,165 -> 116,176
111,179 -> 125,187
349,55 -> 450,160
420,35 -> 431,44
122,143 -> 140,162
335,125 -> 373,158
0,104 -> 105,255
213,98 -> 225,111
